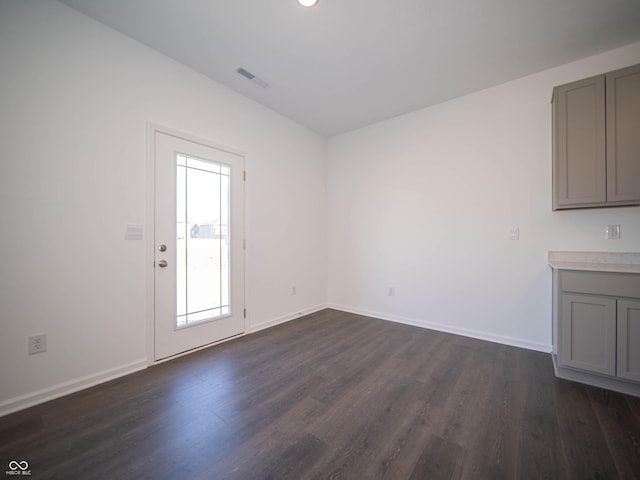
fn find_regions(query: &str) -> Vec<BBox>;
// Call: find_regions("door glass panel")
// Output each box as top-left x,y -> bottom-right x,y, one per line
176,154 -> 231,328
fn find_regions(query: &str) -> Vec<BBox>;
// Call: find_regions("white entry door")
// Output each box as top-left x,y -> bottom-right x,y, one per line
154,130 -> 245,361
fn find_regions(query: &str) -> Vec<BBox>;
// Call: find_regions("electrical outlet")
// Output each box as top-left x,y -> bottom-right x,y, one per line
389,287 -> 395,297
28,333 -> 47,355
509,227 -> 520,240
292,286 -> 297,295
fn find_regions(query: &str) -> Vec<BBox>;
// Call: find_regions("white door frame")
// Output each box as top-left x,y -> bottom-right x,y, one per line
145,123 -> 246,365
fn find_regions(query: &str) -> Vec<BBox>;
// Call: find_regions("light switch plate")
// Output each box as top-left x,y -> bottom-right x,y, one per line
125,224 -> 143,240
509,227 -> 520,240
605,225 -> 621,240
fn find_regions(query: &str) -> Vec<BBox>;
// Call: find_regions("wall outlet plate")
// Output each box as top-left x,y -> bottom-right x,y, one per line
28,333 -> 47,355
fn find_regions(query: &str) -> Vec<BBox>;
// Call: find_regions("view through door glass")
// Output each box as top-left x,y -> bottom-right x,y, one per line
176,155 -> 230,327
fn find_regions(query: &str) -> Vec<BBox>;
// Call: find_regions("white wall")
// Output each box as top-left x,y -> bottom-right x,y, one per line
328,42 -> 640,352
1,1 -> 639,418
0,1 -> 327,414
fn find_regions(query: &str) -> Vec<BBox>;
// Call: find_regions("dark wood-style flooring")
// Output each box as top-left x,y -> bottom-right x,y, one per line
1,309 -> 639,479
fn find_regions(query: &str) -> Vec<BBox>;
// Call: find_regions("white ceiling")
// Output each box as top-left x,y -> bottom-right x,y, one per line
58,0 -> 640,137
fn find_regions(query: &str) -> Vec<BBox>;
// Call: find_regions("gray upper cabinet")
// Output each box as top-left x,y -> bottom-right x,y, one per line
553,75 -> 606,208
552,63 -> 640,210
606,64 -> 640,203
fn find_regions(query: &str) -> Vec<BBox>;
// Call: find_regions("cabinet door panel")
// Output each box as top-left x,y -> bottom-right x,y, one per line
554,76 -> 606,208
617,300 -> 640,382
560,294 -> 616,376
606,64 -> 640,203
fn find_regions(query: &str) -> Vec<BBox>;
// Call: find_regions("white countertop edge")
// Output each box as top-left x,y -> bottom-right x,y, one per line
548,251 -> 640,274
548,261 -> 640,274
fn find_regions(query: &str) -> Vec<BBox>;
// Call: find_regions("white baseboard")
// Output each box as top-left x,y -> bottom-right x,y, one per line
328,304 -> 552,353
1,304 -> 552,417
0,359 -> 147,418
0,303 -> 327,418
248,304 -> 327,334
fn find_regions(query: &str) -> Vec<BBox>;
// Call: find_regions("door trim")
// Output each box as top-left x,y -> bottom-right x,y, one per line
146,123 -> 246,365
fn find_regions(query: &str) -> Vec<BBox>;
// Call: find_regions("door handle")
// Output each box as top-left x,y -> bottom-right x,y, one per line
158,244 -> 167,252
158,260 -> 168,268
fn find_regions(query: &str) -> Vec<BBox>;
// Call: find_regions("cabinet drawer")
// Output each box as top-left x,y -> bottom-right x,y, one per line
560,270 -> 640,298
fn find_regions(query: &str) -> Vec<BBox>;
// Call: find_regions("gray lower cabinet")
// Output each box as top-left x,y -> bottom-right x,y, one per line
617,300 -> 640,382
552,63 -> 640,210
560,293 -> 616,376
555,270 -> 640,394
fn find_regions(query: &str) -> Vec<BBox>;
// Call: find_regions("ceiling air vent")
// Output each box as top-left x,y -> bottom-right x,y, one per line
236,67 -> 269,88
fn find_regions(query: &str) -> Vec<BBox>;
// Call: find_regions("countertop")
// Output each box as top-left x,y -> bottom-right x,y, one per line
548,251 -> 640,274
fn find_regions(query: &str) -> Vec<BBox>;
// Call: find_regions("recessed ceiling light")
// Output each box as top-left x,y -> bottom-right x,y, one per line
297,0 -> 319,7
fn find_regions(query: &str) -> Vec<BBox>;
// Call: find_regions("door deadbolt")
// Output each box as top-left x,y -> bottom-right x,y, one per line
158,244 -> 167,252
